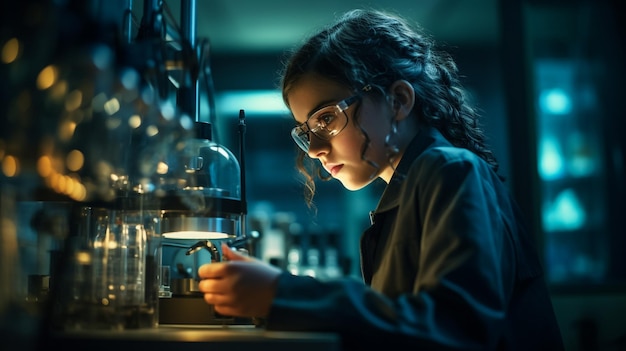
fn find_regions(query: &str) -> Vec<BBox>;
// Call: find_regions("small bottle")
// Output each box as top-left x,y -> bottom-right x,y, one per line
286,233 -> 302,275
323,232 -> 342,279
301,233 -> 320,278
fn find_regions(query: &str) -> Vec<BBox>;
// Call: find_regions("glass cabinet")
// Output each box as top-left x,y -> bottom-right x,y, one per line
503,0 -> 625,288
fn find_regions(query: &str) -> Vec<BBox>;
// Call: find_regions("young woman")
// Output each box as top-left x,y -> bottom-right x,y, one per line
198,9 -> 564,350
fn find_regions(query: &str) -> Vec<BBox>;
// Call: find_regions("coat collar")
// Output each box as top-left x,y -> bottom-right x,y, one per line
374,126 -> 451,213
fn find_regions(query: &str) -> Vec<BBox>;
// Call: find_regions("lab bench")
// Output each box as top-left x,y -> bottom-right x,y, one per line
49,324 -> 341,351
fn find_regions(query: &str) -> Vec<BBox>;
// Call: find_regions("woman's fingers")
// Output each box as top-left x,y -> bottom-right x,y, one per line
221,243 -> 254,262
197,275 -> 225,293
198,261 -> 229,279
197,255 -> 282,318
202,290 -> 233,306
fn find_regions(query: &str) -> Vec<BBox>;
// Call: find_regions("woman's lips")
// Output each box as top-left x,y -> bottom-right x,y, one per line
329,164 -> 343,177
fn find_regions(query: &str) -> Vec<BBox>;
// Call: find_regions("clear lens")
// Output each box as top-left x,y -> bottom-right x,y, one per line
290,95 -> 356,152
291,127 -> 311,152
310,107 -> 339,138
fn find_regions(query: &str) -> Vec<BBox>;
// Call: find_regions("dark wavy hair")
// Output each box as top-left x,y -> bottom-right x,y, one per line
280,9 -> 499,207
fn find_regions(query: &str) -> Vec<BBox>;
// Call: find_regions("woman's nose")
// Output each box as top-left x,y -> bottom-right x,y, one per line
307,135 -> 329,159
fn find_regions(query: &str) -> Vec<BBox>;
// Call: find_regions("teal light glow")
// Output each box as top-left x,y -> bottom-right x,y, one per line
539,88 -> 572,115
216,90 -> 289,116
539,136 -> 565,180
542,188 -> 586,232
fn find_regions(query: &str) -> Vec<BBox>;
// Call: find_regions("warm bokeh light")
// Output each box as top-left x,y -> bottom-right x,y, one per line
1,38 -> 19,64
58,120 -> 77,142
156,161 -> 169,174
66,149 -> 84,172
146,125 -> 159,137
37,156 -> 53,177
2,155 -> 19,177
36,65 -> 58,90
128,114 -> 142,129
65,89 -> 83,112
56,174 -> 68,193
38,154 -> 88,201
75,251 -> 92,265
50,79 -> 68,99
73,184 -> 87,201
49,172 -> 62,190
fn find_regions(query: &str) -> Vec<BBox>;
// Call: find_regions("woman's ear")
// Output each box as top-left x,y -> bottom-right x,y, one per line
389,80 -> 415,121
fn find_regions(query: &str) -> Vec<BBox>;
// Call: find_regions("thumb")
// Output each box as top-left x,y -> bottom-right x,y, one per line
221,242 -> 250,261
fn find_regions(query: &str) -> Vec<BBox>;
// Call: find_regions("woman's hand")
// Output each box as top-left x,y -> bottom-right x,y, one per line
197,242 -> 282,318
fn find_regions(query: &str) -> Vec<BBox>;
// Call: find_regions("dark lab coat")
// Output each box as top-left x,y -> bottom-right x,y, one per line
265,127 -> 564,351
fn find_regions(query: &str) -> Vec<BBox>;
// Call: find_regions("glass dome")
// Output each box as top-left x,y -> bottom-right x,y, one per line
159,127 -> 244,240
180,137 -> 241,199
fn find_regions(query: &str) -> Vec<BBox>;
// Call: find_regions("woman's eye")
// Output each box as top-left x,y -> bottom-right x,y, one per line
316,112 -> 336,127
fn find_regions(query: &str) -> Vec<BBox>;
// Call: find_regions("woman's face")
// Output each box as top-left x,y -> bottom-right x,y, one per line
287,73 -> 395,190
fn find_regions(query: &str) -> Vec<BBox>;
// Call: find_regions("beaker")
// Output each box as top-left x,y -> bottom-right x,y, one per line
55,208 -> 161,330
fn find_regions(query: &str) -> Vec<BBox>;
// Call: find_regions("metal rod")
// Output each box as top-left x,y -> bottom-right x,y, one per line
179,0 -> 199,121
238,109 -> 247,216
123,0 -> 133,43
238,109 -> 249,250
180,0 -> 196,48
